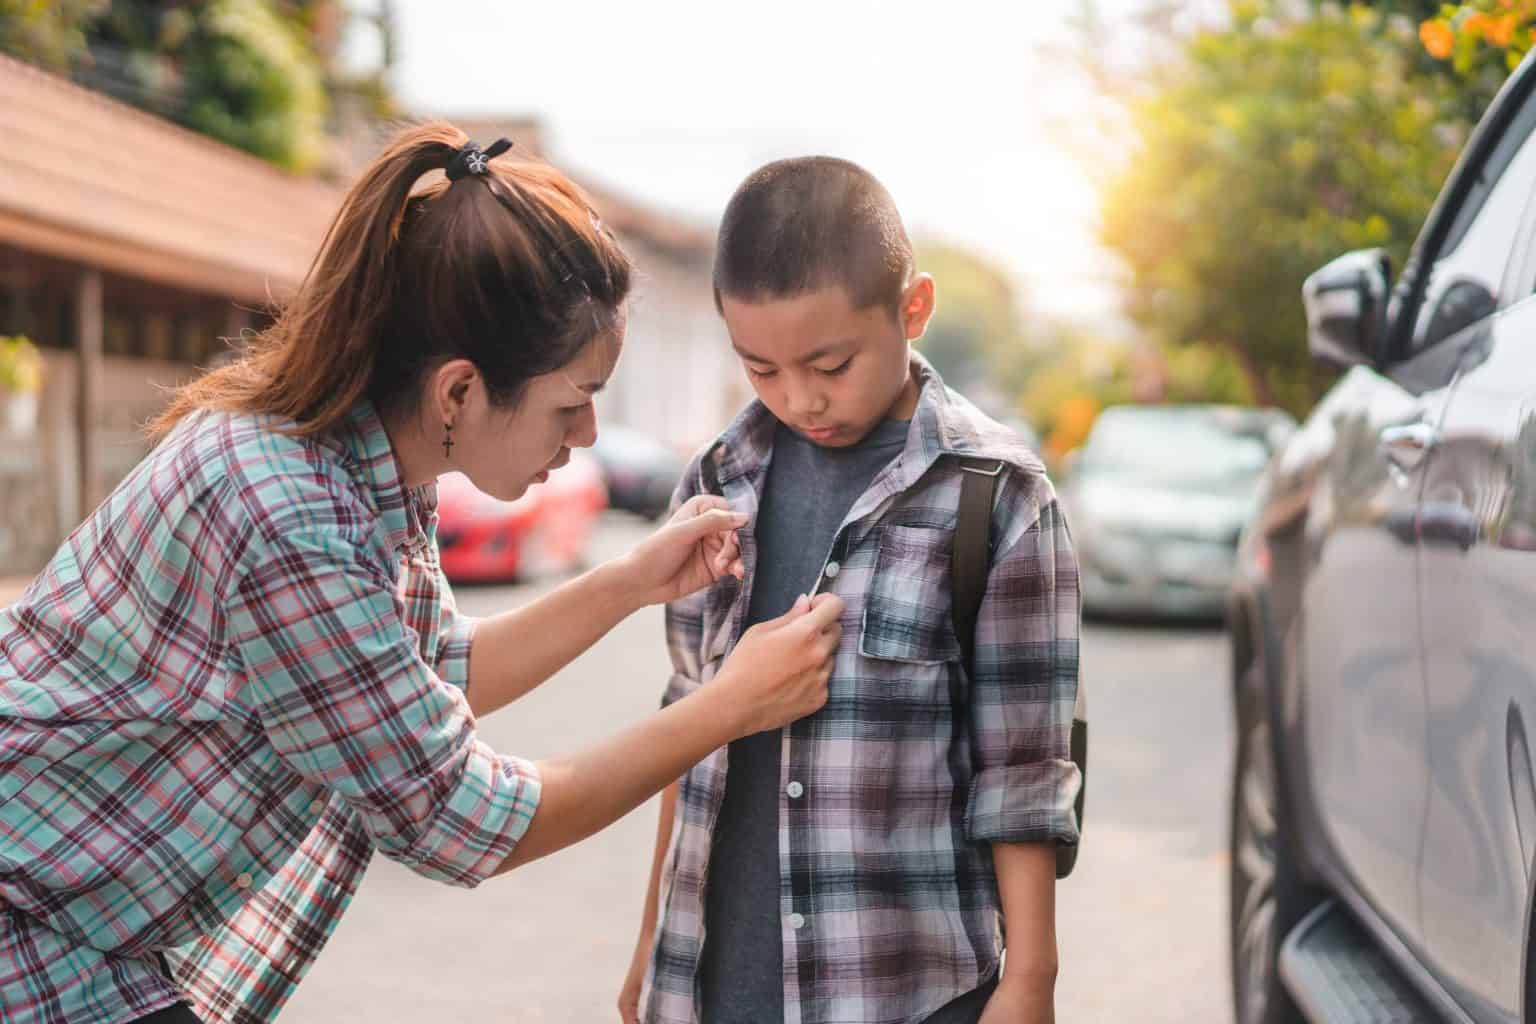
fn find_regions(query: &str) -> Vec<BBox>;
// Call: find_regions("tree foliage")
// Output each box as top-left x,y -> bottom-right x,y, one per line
1100,2 -> 1471,415
0,1 -> 379,173
914,239 -> 1034,397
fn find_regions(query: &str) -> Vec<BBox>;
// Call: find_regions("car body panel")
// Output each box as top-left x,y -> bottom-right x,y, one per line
1415,304 -> 1536,1022
1231,53 -> 1536,1023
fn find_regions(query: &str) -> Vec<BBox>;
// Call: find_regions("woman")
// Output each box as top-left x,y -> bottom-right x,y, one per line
0,124 -> 842,1024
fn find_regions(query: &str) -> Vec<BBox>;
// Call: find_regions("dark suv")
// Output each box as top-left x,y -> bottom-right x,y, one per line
1227,56 -> 1536,1024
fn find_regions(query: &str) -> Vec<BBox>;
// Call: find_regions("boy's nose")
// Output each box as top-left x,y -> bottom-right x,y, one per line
785,386 -> 828,419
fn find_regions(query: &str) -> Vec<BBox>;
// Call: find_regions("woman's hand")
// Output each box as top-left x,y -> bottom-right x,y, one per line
715,593 -> 843,735
617,927 -> 653,1023
616,495 -> 747,607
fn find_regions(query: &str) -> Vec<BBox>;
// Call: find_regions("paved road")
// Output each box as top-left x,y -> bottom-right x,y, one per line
284,516 -> 1234,1023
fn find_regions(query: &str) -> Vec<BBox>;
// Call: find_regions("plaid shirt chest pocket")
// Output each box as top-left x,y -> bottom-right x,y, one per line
857,522 -> 962,672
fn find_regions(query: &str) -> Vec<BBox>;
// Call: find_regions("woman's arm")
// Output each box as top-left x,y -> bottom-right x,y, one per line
465,558 -> 644,718
465,497 -> 745,719
495,593 -> 840,873
618,781 -> 678,1023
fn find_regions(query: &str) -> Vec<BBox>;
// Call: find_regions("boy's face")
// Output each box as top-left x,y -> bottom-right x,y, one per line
720,276 -> 935,448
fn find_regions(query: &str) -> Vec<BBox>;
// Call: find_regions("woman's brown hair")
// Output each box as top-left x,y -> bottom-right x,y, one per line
151,121 -> 632,439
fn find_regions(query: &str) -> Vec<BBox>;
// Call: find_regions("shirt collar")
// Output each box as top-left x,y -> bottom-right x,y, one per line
338,399 -> 436,556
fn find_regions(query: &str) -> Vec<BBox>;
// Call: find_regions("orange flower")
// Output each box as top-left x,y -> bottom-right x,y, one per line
1489,13 -> 1519,47
1463,12 -> 1490,38
1421,18 -> 1456,59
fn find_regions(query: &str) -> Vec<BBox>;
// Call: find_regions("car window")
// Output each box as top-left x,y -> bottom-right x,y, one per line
1082,410 -> 1273,490
1410,96 -> 1536,354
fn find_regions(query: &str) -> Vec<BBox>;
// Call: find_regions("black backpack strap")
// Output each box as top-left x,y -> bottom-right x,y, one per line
952,458 -> 1004,668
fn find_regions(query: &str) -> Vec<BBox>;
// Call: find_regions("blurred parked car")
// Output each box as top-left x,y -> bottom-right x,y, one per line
1061,404 -> 1293,619
436,449 -> 607,583
589,423 -> 685,520
1228,55 -> 1536,1024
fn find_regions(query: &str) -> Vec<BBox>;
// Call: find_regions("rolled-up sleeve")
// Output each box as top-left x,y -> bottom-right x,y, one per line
227,529 -> 540,887
964,497 -> 1082,846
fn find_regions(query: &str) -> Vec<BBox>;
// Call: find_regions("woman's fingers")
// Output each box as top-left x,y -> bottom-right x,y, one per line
672,493 -> 730,525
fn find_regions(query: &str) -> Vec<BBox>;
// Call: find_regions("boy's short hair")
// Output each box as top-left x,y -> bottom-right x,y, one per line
713,156 -> 914,314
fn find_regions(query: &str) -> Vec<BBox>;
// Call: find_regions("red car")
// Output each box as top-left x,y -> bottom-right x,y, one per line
435,450 -> 608,584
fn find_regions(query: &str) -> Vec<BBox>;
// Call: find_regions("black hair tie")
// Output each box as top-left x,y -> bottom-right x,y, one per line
446,137 -> 513,181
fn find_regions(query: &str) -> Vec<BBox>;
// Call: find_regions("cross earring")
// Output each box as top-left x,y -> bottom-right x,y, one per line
442,422 -> 454,459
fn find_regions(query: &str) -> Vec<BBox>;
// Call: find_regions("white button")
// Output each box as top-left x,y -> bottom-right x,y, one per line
787,912 -> 806,930
309,799 -> 325,814
823,561 -> 841,579
786,781 -> 804,799
235,872 -> 253,890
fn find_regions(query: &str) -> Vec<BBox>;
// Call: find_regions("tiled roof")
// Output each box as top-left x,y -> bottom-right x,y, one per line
0,53 -> 343,304
0,55 -> 713,303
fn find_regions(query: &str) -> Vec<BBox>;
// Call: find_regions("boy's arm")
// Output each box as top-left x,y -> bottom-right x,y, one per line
637,782 -> 678,943
984,843 -> 1058,1022
620,782 -> 678,1022
965,490 -> 1081,1021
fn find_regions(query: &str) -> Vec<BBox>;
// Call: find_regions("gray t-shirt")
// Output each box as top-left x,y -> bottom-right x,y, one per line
698,419 -> 997,1023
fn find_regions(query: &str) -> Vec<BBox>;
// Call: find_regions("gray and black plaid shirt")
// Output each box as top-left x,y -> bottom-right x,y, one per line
643,357 -> 1083,1024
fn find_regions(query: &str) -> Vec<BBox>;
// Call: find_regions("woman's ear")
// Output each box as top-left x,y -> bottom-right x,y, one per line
431,359 -> 479,426
900,274 -> 936,342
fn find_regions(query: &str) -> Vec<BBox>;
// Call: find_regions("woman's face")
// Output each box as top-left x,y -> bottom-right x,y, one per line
449,319 -> 623,501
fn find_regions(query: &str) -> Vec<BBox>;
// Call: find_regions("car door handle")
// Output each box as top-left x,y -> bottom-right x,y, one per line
1378,422 -> 1438,471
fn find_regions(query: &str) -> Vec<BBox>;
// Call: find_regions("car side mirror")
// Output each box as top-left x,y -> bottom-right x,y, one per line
1303,248 -> 1391,370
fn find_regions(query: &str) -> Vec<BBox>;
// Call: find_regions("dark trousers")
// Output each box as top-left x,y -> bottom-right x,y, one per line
128,953 -> 204,1023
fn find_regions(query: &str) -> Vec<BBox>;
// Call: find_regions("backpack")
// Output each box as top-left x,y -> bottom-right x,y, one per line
952,457 -> 1087,880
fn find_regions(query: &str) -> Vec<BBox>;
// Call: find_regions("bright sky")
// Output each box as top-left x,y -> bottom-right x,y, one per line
363,0 -> 1159,323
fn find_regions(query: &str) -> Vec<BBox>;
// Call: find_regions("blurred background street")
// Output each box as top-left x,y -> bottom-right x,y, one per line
281,515 -> 1233,1024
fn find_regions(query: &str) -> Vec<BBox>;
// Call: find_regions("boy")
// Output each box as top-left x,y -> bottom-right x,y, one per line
620,158 -> 1082,1024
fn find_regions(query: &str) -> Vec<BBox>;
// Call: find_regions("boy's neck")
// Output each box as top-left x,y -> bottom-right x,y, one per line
884,366 -> 921,422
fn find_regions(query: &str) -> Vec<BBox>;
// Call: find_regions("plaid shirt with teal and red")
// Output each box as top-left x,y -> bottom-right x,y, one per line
643,357 -> 1083,1024
0,401 -> 540,1024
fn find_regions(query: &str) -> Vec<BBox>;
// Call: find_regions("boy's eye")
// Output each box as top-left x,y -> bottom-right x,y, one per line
746,365 -> 778,380
817,358 -> 853,377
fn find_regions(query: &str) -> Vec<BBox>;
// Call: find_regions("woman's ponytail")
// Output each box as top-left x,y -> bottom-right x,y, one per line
151,121 -> 631,440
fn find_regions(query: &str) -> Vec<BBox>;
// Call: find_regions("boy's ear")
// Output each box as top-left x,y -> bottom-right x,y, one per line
900,274 -> 936,342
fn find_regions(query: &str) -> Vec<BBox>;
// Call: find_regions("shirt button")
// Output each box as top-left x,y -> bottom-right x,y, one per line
787,912 -> 806,930
823,561 -> 841,579
235,872 -> 253,890
786,781 -> 804,799
309,799 -> 325,814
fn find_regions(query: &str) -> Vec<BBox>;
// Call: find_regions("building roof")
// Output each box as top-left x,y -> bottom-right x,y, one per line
0,55 -> 714,306
0,53 -> 344,305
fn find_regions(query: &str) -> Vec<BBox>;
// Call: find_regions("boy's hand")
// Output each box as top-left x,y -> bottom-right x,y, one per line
978,975 -> 1054,1024
616,495 -> 747,606
617,927 -> 654,1023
